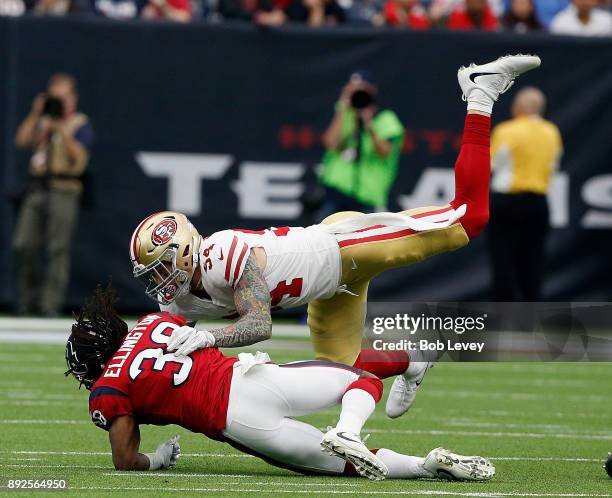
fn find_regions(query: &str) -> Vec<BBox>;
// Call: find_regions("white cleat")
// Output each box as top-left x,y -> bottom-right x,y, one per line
385,361 -> 431,418
423,447 -> 496,481
320,427 -> 388,481
458,54 -> 541,104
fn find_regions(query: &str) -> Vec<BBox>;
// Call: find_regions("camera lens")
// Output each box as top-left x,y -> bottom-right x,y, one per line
350,90 -> 373,110
42,97 -> 64,119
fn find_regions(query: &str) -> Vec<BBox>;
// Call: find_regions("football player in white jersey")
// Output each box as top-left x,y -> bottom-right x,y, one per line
130,54 -> 541,419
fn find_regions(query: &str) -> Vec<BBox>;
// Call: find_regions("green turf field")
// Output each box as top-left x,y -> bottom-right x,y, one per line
1,340 -> 611,497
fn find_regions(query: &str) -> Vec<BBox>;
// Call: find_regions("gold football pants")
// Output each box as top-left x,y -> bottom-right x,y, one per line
307,207 -> 469,365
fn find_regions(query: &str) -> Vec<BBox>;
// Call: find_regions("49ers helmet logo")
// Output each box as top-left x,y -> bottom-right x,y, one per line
151,219 -> 178,246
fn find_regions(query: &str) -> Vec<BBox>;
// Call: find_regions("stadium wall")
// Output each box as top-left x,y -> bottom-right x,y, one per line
1,17 -> 611,312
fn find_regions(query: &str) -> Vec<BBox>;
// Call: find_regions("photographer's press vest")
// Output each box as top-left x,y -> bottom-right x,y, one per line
29,113 -> 90,194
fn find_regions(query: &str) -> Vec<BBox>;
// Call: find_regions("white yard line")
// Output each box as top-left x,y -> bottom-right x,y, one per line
3,450 -> 601,463
2,393 -> 86,400
441,408 -> 609,420
0,420 -> 88,424
366,428 -> 612,440
1,464 -> 108,469
61,487 -> 612,497
435,420 -> 610,433
0,365 -> 66,373
7,450 -> 252,458
368,408 -> 611,422
11,389 -> 607,407
3,419 -> 611,440
490,457 -> 600,462
0,400 -> 82,406
0,354 -> 54,362
0,331 -> 70,344
424,390 -> 609,403
103,474 -> 357,486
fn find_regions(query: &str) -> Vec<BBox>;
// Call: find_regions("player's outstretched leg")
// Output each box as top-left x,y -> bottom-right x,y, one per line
450,54 -> 541,240
374,447 -> 495,481
385,54 -> 541,420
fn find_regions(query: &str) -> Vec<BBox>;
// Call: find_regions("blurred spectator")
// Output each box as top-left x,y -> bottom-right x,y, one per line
285,0 -> 346,25
253,6 -> 286,25
447,0 -> 499,30
218,0 -> 275,21
13,73 -> 94,317
142,0 -> 192,20
319,71 -> 404,217
384,0 -> 430,28
549,0 -> 611,36
488,87 -> 562,301
429,0 -> 503,24
33,0 -> 81,15
91,0 -> 142,19
502,0 -> 543,31
343,0 -> 384,26
532,0 -> 568,27
0,0 -> 26,15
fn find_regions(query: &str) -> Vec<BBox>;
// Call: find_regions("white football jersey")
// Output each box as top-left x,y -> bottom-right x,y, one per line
161,225 -> 341,321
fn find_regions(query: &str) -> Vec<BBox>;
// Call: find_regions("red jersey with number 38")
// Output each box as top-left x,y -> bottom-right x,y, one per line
88,313 -> 237,440
161,226 -> 341,321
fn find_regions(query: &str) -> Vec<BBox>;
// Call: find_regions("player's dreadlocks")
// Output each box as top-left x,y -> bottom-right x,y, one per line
64,283 -> 128,390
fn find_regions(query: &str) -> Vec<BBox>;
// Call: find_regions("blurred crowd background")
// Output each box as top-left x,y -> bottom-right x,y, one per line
0,0 -> 610,35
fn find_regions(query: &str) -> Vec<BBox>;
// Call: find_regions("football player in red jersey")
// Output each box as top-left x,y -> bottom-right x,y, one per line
66,285 -> 494,481
129,55 -> 541,421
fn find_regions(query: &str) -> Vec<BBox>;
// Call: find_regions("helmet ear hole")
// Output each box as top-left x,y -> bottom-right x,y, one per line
182,245 -> 190,257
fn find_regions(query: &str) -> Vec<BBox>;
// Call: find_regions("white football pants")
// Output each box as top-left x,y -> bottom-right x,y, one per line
223,360 -> 364,475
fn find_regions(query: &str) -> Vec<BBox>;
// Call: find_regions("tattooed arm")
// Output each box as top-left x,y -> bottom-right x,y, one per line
209,253 -> 272,348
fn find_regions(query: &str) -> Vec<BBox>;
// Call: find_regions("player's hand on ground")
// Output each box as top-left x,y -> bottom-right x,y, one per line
167,326 -> 216,356
155,435 -> 181,469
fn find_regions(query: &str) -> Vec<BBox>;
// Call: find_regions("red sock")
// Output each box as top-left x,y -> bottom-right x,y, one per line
353,349 -> 409,379
450,113 -> 491,240
344,377 -> 383,402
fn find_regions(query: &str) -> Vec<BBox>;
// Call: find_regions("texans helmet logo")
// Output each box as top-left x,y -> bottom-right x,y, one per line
151,219 -> 178,246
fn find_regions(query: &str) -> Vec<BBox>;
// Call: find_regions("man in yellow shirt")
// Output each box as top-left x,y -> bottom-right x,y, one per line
489,86 -> 563,301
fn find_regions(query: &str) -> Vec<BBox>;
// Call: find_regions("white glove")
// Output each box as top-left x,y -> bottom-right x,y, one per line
146,435 -> 181,470
167,325 -> 216,356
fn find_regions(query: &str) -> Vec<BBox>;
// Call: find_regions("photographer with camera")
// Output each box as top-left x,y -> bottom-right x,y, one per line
13,73 -> 94,317
320,71 -> 404,218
